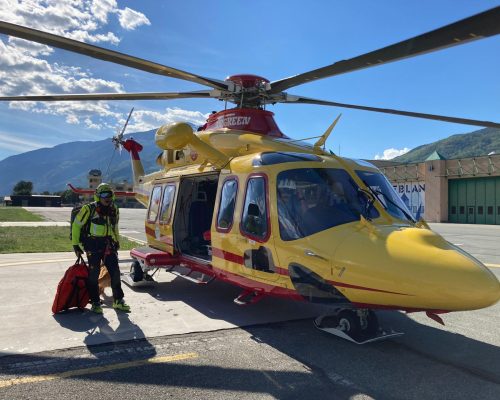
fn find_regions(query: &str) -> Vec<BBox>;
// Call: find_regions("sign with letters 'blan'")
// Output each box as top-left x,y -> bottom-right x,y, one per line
393,182 -> 425,220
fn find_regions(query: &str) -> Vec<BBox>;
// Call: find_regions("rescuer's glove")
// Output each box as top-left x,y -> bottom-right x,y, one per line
73,245 -> 83,257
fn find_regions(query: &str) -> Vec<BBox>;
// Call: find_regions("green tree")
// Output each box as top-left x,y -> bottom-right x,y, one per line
12,181 -> 33,195
55,189 -> 80,204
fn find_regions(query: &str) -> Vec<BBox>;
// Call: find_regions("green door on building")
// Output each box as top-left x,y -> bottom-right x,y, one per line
449,177 -> 500,225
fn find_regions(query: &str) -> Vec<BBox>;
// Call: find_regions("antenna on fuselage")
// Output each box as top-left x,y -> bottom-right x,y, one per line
314,113 -> 341,153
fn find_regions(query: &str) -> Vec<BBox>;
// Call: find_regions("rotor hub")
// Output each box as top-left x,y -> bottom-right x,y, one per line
225,74 -> 270,89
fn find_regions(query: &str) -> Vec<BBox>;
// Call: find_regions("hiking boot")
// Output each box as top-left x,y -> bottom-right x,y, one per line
90,303 -> 103,314
112,299 -> 131,312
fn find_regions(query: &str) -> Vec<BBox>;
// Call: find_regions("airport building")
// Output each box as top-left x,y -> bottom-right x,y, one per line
372,153 -> 500,225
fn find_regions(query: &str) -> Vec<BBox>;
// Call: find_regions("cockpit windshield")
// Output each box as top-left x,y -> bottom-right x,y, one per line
356,170 -> 415,223
277,168 -> 379,241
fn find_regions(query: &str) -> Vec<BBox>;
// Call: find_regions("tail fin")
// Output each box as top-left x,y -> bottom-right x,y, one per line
122,138 -> 145,185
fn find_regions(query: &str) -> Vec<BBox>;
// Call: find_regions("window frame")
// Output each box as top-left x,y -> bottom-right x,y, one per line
239,173 -> 270,243
147,185 -> 163,223
216,176 -> 239,233
159,183 -> 176,225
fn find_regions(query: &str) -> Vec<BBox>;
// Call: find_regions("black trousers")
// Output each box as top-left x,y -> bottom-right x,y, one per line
84,239 -> 124,304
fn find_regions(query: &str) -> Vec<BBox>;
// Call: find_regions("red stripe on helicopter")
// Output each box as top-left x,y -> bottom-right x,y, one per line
210,265 -> 304,301
211,247 -> 289,275
326,280 -> 412,296
147,243 -> 407,295
212,247 -> 409,294
212,247 -> 244,264
144,226 -> 174,245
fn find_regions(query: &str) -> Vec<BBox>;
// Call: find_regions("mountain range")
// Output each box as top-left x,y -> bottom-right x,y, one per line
1,126 -> 499,195
0,129 -> 161,196
393,128 -> 500,163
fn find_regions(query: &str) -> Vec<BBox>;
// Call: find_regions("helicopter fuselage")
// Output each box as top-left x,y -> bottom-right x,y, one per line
124,115 -> 500,314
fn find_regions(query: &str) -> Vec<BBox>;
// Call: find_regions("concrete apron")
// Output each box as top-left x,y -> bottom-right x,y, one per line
0,252 -> 324,358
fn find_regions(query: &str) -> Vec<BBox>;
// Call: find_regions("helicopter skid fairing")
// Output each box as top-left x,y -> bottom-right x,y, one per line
314,313 -> 404,345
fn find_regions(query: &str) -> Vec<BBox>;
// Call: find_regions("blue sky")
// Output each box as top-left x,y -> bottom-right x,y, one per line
0,0 -> 499,162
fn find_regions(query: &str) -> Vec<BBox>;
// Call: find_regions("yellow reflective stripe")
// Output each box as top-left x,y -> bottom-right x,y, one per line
76,206 -> 91,223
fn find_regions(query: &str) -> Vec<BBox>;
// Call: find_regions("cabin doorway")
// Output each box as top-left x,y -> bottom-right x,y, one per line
173,173 -> 219,261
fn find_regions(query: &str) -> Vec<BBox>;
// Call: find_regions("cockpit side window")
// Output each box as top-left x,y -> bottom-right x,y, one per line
277,168 -> 374,240
241,175 -> 269,241
356,170 -> 415,222
159,184 -> 176,224
216,178 -> 238,232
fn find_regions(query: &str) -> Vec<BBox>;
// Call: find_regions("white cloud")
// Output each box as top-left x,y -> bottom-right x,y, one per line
117,7 -> 151,30
0,1 -> 205,144
125,108 -> 209,133
374,147 -> 411,160
91,0 -> 118,24
0,0 -> 148,132
0,131 -> 50,152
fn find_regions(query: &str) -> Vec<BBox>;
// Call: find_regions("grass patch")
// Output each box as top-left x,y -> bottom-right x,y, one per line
0,207 -> 44,222
0,226 -> 138,254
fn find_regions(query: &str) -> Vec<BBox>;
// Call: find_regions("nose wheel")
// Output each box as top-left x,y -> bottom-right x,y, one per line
314,309 -> 404,344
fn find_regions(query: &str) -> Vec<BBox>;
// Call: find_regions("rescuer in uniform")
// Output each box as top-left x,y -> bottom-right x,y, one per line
72,183 -> 130,314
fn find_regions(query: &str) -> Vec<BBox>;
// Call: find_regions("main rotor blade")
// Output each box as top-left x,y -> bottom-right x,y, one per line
270,7 -> 500,93
0,90 -> 213,101
284,95 -> 500,129
0,21 -> 227,90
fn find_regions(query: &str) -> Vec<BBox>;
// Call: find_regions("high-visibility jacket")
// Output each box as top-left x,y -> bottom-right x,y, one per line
71,202 -> 119,246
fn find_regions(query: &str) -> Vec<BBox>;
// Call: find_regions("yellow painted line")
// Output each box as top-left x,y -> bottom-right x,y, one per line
0,253 -> 133,268
0,258 -> 75,268
0,352 -> 198,388
120,234 -> 146,245
485,263 -> 500,269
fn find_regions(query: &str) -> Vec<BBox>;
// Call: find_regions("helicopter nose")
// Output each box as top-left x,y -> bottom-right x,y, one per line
397,229 -> 500,310
395,229 -> 500,310
439,248 -> 500,310
333,227 -> 500,311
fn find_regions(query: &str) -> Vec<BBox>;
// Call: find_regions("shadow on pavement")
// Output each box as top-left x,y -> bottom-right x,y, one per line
1,276 -> 499,399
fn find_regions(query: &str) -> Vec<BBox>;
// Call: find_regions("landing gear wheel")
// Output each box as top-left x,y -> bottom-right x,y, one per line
337,310 -> 362,341
130,260 -> 143,282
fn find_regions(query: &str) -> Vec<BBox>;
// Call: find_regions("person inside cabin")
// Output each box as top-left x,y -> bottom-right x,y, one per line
72,183 -> 130,314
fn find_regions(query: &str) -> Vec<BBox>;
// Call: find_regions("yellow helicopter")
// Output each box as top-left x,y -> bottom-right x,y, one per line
1,7 -> 500,344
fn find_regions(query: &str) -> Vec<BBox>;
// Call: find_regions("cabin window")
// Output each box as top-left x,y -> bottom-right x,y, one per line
160,185 -> 176,223
216,178 -> 238,231
147,186 -> 162,222
241,176 -> 268,240
277,168 -> 376,240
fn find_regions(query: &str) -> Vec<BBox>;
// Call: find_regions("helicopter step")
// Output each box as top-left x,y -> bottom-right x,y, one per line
122,246 -> 180,287
314,309 -> 404,345
167,266 -> 216,285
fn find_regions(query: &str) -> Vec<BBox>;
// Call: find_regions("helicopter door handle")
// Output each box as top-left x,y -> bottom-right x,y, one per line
304,250 -> 327,261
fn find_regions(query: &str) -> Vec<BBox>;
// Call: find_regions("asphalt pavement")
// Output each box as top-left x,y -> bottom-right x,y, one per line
0,207 -> 498,399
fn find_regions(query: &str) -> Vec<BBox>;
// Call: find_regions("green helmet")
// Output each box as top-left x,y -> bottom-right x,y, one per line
94,183 -> 115,202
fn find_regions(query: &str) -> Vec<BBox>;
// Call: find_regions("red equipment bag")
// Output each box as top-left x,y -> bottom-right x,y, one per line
52,256 -> 90,313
